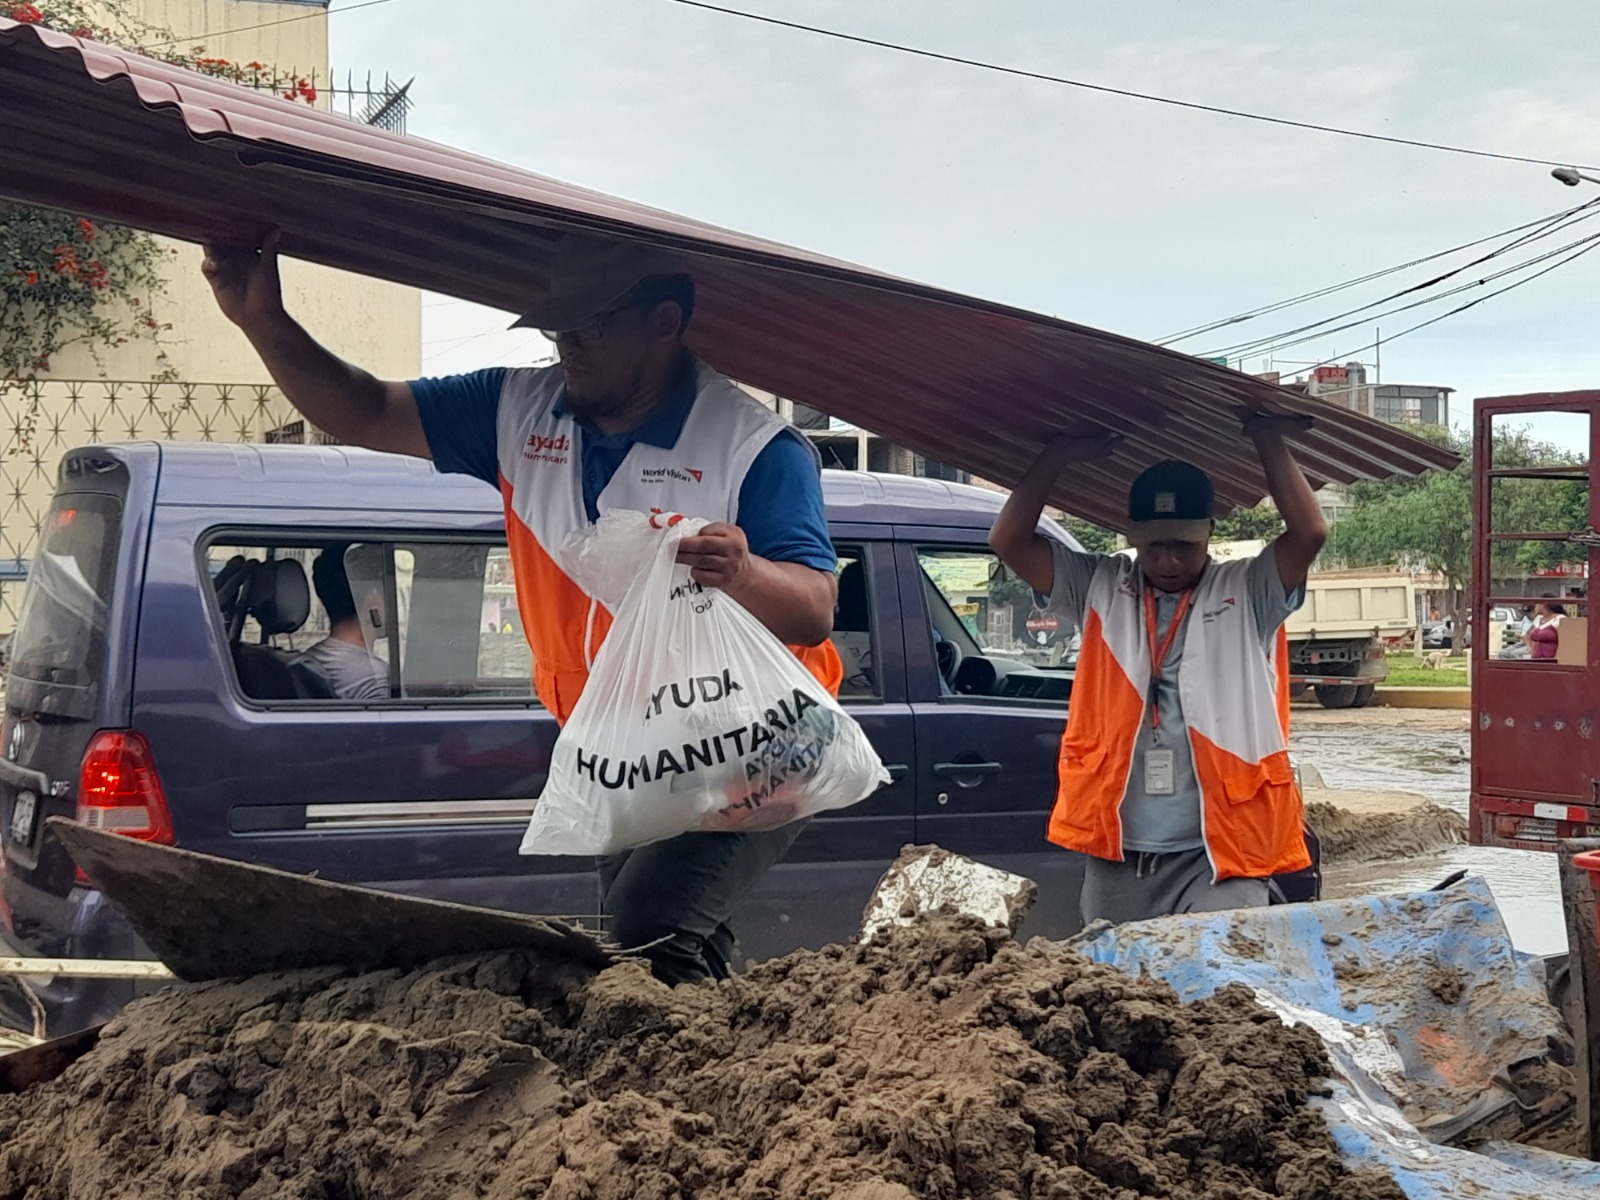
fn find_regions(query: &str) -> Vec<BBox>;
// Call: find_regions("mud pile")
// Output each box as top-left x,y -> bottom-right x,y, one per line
1305,798 -> 1468,863
0,918 -> 1404,1200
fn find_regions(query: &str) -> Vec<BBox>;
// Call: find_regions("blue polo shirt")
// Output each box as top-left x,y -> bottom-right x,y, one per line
408,362 -> 836,572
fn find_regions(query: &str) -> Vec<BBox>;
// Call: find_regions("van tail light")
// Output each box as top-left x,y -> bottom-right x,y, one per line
74,731 -> 174,884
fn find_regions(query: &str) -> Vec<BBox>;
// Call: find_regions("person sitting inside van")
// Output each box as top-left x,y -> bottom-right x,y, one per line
298,546 -> 389,700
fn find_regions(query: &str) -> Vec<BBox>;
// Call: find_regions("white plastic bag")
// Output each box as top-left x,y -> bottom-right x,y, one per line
520,510 -> 890,856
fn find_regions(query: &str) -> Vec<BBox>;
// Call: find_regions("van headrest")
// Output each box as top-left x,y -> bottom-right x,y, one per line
248,559 -> 310,636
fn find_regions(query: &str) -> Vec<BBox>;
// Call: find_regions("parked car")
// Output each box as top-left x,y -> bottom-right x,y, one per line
0,443 -> 1095,1032
1422,617 -> 1471,650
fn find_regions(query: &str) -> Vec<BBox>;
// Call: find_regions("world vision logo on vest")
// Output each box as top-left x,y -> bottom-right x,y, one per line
1201,596 -> 1238,622
523,433 -> 570,465
640,466 -> 704,484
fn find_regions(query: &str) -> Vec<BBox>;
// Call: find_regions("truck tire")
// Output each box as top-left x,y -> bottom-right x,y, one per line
1351,683 -> 1377,708
1314,684 -> 1360,709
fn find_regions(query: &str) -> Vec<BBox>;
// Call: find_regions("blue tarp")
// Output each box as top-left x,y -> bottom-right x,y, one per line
1074,877 -> 1600,1199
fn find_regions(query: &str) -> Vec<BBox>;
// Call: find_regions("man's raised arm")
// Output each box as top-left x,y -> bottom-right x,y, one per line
203,235 -> 429,458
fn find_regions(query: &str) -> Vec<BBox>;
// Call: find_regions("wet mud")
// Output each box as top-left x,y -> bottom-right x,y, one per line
1304,799 -> 1468,864
0,918 -> 1404,1200
1291,710 -> 1566,954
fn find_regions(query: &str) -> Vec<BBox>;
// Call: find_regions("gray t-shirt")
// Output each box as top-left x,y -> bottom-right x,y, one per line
1044,542 -> 1303,853
297,637 -> 389,701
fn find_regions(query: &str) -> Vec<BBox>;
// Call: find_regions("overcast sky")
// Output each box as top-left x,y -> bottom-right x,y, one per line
331,0 -> 1600,448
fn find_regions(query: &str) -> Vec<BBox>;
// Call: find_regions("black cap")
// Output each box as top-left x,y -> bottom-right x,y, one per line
1127,460 -> 1215,545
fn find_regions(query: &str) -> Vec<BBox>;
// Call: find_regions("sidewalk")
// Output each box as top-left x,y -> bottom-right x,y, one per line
1375,686 -> 1471,710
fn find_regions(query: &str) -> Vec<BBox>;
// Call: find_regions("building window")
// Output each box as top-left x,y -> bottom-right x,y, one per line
912,455 -> 970,484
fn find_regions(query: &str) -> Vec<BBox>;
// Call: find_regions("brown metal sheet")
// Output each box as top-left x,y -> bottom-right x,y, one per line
0,21 -> 1458,526
0,1024 -> 103,1095
48,819 -> 615,981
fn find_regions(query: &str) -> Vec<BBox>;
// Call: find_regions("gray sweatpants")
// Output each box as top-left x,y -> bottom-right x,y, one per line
1079,846 -> 1272,925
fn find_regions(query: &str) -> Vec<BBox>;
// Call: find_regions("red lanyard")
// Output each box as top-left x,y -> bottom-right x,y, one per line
1143,585 -> 1195,730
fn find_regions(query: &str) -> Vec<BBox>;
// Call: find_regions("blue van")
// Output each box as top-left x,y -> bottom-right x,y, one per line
1,442 -> 1096,1032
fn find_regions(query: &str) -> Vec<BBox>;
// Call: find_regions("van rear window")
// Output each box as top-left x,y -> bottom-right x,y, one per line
10,494 -> 122,688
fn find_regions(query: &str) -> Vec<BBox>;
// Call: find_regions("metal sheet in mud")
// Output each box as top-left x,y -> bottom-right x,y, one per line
1075,880 -> 1593,1197
1316,1085 -> 1600,1200
1074,876 -> 1560,1134
49,819 -> 615,981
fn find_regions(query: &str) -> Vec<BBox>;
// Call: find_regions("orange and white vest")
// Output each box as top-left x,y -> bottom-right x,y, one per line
1049,554 -> 1310,881
494,359 -> 843,724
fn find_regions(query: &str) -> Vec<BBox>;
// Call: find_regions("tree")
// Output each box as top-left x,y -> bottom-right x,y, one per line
1213,504 -> 1284,542
1325,424 -> 1587,638
1066,506 -> 1285,551
1061,517 -> 1118,554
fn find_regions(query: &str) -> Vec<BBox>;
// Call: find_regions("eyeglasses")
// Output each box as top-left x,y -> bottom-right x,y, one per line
539,300 -> 646,347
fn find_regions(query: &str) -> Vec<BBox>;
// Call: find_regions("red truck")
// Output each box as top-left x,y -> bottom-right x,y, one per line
1471,389 -> 1600,849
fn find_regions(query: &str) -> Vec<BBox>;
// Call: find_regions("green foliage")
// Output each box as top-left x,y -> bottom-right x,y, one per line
1,1 -> 313,385
1064,507 -> 1284,552
1326,424 -> 1587,592
1213,504 -> 1284,542
990,571 -> 1036,612
0,203 -> 172,382
1382,659 -> 1470,688
1061,517 -> 1118,554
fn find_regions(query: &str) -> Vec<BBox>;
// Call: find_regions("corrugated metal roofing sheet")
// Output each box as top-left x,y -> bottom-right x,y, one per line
0,20 -> 1458,530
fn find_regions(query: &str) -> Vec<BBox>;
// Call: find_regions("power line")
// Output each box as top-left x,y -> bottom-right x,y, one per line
1303,237 -> 1600,369
1211,227 -> 1600,362
1219,218 -> 1600,361
139,0 -> 405,51
669,0 -> 1600,173
484,338 -> 555,369
1156,197 -> 1600,345
1199,201 -> 1600,359
423,316 -> 522,353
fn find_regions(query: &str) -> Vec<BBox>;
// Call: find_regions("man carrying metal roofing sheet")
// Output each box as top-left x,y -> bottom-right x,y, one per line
988,420 -> 1327,923
201,231 -> 843,985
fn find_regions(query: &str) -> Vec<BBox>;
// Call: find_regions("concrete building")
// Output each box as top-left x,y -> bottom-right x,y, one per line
737,388 -> 972,484
0,0 -> 421,625
1273,363 -> 1452,429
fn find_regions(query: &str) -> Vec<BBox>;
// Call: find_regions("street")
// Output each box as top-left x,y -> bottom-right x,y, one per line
1292,706 -> 1568,955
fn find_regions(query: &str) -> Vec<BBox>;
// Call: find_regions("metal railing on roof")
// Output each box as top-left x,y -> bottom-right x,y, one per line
242,68 -> 415,134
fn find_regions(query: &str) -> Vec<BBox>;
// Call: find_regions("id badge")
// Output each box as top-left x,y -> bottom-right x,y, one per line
1144,747 -> 1176,796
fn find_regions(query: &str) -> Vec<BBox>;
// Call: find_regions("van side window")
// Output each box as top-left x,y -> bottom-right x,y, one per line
206,538 -> 535,705
392,542 -> 532,698
917,546 -> 1074,702
832,548 -> 877,699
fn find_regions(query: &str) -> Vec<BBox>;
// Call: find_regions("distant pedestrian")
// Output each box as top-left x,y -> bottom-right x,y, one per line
1526,597 -> 1565,662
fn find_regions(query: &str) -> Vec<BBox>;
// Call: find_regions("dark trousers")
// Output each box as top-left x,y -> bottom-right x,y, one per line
598,819 -> 810,986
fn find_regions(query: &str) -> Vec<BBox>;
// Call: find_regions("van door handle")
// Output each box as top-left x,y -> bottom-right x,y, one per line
933,761 -> 1002,778
882,764 -> 909,783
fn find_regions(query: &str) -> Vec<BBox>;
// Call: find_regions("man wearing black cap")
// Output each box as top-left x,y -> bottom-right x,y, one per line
989,417 -> 1327,922
202,232 -> 842,984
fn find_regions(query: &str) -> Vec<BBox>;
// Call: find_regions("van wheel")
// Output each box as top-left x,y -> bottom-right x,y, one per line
1351,684 -> 1377,708
1314,684 -> 1360,709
